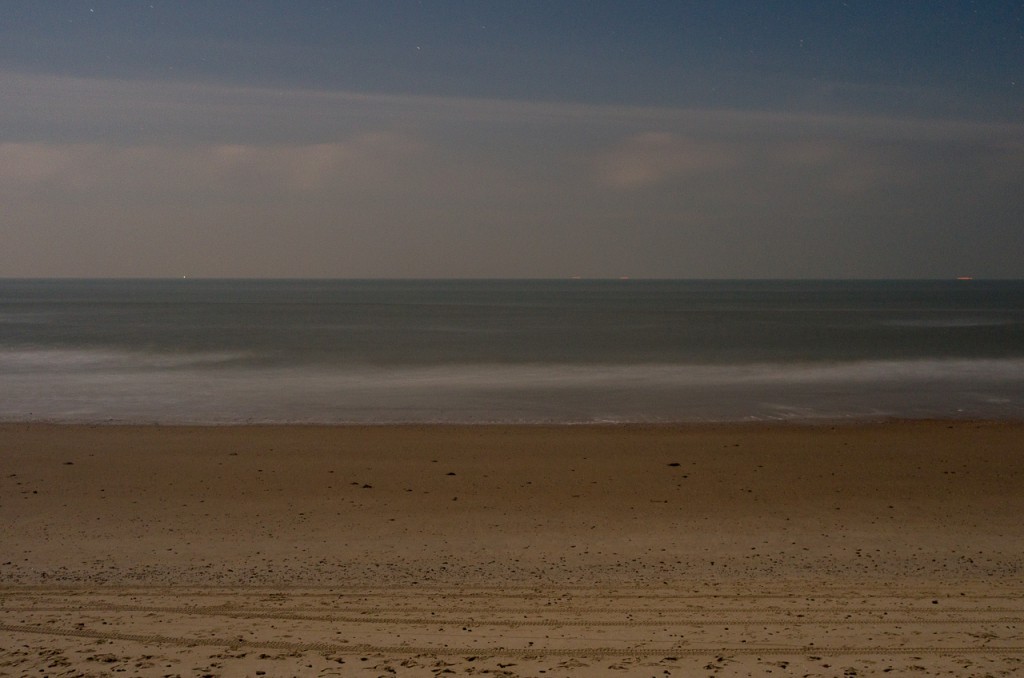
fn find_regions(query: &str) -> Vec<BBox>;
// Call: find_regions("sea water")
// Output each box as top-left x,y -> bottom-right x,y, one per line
1,279 -> 1022,423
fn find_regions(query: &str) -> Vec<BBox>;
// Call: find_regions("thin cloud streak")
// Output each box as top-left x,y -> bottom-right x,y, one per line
3,71 -> 1021,145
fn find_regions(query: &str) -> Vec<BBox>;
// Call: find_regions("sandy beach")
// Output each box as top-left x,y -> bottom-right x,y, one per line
2,421 -> 1022,676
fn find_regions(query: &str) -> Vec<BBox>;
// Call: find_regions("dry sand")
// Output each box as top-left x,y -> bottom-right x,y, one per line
1,422 -> 1022,676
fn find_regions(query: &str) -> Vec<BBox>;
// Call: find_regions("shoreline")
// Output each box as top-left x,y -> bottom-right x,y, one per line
3,420 -> 1022,675
3,415 -> 1023,428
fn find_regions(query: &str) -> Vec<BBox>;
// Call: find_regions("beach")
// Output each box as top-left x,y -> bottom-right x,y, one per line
1,421 -> 1022,675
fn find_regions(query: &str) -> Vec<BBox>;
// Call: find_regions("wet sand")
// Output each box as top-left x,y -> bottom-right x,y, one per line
2,422 -> 1022,675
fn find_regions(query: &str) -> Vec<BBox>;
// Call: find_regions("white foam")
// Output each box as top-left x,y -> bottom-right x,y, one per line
1,356 -> 1022,424
279,359 -> 1024,389
0,347 -> 249,373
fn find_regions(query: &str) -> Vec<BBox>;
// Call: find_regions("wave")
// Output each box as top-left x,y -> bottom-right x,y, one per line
0,347 -> 251,373
1,347 -> 1023,384
882,318 -> 1020,328
2,350 -> 1021,424
245,359 -> 1024,392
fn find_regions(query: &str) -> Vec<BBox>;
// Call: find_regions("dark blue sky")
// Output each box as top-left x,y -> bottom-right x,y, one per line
4,1 -> 1021,114
1,1 -> 1022,277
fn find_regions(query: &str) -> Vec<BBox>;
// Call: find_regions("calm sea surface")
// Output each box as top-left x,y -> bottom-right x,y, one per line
1,279 -> 1022,423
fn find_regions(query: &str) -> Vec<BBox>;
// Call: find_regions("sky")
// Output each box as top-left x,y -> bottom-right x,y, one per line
1,1 -> 1022,278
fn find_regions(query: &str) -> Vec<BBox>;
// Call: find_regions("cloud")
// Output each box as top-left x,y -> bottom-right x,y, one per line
1,70 -> 1022,278
0,143 -> 75,183
4,70 -> 1021,147
765,139 -> 917,196
0,133 -> 425,200
201,134 -> 425,194
595,132 -> 738,189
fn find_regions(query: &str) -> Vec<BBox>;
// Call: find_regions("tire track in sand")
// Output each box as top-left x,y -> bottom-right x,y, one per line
3,603 -> 1023,627
3,586 -> 1021,659
2,622 -> 1024,658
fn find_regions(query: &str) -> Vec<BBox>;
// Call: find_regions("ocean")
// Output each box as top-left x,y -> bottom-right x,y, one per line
1,279 -> 1022,424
